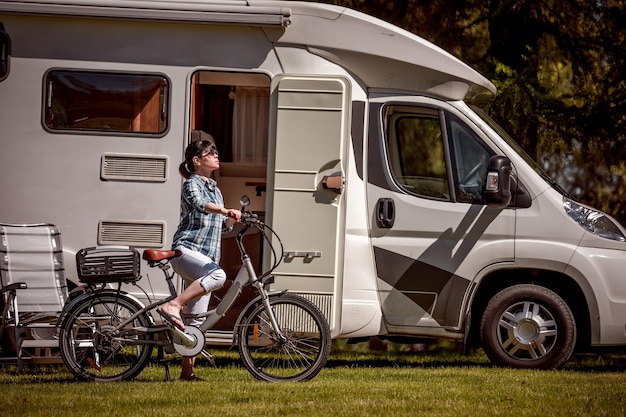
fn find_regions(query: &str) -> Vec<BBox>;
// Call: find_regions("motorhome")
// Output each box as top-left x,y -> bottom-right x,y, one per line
2,0 -> 626,369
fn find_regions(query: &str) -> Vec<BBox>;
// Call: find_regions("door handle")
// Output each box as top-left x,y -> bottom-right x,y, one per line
376,198 -> 395,228
322,173 -> 344,193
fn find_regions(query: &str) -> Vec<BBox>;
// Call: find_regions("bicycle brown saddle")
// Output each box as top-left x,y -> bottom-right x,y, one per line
142,249 -> 182,261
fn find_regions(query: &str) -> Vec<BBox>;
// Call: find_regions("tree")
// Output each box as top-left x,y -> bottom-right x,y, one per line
316,0 -> 626,225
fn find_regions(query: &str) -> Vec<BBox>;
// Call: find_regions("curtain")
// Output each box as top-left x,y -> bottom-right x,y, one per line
232,87 -> 269,166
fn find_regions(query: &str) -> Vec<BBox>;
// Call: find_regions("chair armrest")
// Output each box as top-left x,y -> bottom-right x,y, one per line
0,282 -> 27,293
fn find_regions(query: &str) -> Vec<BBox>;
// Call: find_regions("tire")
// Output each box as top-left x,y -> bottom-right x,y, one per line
237,293 -> 331,382
58,293 -> 153,382
480,284 -> 576,369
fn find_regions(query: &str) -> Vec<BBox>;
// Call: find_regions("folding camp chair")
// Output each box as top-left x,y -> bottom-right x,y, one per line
0,223 -> 69,370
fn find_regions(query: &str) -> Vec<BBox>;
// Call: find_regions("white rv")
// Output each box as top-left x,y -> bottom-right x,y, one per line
2,0 -> 626,369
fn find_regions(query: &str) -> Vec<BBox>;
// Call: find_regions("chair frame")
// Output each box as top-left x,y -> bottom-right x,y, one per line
0,223 -> 69,370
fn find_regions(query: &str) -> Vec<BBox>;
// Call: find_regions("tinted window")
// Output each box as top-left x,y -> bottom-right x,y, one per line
387,107 -> 450,200
385,105 -> 493,203
45,70 -> 168,135
446,112 -> 493,203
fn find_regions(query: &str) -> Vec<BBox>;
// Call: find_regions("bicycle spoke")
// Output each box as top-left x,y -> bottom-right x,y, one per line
59,293 -> 153,382
237,294 -> 330,382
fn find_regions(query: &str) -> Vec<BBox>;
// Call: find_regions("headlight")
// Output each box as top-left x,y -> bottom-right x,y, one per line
563,198 -> 626,242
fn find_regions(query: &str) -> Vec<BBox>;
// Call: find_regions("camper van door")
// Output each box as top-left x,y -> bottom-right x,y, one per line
268,75 -> 350,331
366,96 -> 516,334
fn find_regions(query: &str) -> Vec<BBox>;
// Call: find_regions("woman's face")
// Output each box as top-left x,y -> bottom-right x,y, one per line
192,144 -> 219,177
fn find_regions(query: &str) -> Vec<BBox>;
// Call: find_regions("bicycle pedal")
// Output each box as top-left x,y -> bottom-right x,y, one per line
87,357 -> 101,372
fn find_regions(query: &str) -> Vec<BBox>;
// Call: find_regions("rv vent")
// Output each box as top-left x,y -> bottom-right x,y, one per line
101,153 -> 168,182
98,220 -> 165,248
296,293 -> 333,323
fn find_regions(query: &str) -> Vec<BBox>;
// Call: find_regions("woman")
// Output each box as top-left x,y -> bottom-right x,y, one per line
159,130 -> 241,381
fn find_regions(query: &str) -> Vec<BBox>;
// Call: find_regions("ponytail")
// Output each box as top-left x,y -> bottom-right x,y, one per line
179,161 -> 192,179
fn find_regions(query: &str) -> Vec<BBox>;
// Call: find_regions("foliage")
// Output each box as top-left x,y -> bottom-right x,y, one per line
316,0 -> 626,225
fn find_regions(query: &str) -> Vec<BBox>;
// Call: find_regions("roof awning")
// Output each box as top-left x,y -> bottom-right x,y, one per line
0,0 -> 292,27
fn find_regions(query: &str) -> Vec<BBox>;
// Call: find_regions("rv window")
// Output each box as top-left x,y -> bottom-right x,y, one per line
385,106 -> 495,204
388,110 -> 451,201
0,25 -> 9,82
44,70 -> 168,135
445,112 -> 494,204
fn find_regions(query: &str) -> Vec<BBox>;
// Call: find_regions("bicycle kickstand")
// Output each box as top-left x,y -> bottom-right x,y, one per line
157,346 -> 171,382
200,349 -> 215,366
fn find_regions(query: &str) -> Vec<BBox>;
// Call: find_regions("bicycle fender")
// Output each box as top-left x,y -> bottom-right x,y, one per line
58,289 -> 150,326
231,290 -> 288,344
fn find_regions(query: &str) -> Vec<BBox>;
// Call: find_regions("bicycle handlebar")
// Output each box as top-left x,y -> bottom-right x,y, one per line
240,211 -> 262,226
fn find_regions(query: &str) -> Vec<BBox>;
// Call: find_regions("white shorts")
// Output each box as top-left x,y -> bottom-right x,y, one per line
170,245 -> 226,293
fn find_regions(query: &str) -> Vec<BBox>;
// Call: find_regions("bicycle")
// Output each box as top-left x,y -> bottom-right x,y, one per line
58,196 -> 331,382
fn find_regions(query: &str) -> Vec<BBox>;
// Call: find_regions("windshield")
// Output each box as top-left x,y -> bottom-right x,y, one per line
469,104 -> 571,197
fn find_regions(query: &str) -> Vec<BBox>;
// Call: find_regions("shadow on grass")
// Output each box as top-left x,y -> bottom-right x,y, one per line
2,343 -> 626,383
323,341 -> 488,369
564,351 -> 626,372
322,351 -> 626,372
323,339 -> 626,373
325,355 -> 491,369
202,339 -> 626,372
0,364 -> 76,383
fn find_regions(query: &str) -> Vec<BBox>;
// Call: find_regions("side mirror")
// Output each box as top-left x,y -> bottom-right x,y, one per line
484,156 -> 512,209
240,195 -> 251,211
0,26 -> 10,82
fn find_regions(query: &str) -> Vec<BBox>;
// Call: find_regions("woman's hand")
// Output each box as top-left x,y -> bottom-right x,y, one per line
226,209 -> 242,222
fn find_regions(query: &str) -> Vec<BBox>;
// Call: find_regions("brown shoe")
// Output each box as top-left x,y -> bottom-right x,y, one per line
180,372 -> 205,382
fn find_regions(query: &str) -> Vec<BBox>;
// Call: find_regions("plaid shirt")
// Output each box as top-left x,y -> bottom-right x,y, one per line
171,174 -> 230,263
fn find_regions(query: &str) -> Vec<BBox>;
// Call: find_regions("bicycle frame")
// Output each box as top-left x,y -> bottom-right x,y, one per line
58,199 -> 331,382
68,211 -> 287,355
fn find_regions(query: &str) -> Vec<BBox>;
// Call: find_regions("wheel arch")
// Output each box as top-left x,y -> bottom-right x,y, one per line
464,267 -> 595,352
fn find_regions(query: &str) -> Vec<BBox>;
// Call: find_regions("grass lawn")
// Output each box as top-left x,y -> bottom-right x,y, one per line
1,341 -> 625,417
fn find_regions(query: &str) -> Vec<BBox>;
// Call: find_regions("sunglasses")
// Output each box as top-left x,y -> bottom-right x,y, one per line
200,146 -> 218,157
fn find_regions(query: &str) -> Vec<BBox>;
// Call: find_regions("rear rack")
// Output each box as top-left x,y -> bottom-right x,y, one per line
76,246 -> 140,283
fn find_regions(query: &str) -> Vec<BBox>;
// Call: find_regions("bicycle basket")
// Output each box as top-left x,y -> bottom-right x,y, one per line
76,246 -> 140,283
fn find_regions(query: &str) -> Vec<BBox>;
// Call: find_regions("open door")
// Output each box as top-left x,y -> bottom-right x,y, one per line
188,70 -> 271,338
268,75 -> 350,330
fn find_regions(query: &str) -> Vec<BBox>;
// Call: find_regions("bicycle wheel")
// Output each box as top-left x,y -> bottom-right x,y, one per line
237,293 -> 331,382
59,292 -> 153,382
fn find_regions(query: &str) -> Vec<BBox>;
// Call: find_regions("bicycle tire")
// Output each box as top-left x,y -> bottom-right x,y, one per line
59,292 -> 153,382
237,293 -> 331,382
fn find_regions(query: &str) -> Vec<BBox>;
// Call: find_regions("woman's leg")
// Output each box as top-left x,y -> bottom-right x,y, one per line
159,247 -> 227,381
160,280 -> 206,329
160,247 -> 226,329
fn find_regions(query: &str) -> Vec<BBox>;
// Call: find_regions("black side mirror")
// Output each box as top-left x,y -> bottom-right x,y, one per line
484,156 -> 512,209
240,195 -> 251,211
0,24 -> 10,82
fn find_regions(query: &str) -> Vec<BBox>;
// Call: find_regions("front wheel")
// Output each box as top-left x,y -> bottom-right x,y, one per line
237,293 -> 331,382
59,292 -> 153,382
480,284 -> 576,369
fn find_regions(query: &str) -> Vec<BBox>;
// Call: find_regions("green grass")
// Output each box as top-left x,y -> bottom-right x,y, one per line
1,341 -> 625,417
